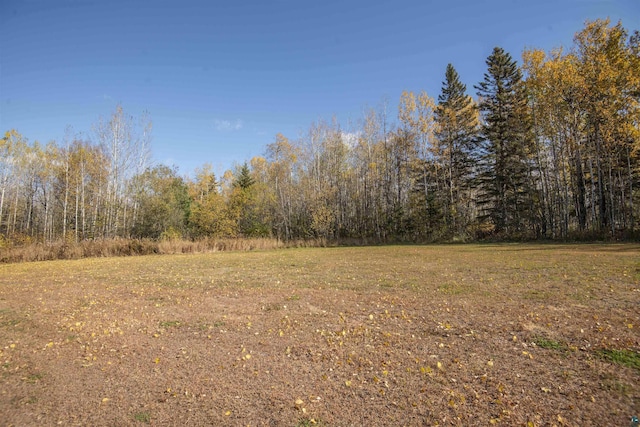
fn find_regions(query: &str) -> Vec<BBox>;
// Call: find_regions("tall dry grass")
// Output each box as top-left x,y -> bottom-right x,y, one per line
0,237 -> 328,264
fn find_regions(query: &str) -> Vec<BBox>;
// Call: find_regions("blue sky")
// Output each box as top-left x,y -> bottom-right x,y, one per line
2,0 -> 638,176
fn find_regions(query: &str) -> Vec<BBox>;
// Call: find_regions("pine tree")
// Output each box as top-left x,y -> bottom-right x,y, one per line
233,162 -> 255,190
475,47 -> 538,236
435,63 -> 479,237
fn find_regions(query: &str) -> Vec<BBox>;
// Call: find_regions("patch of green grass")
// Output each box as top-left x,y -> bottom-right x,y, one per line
159,320 -> 181,328
533,336 -> 566,351
596,348 -> 640,371
133,412 -> 151,423
212,320 -> 225,328
288,294 -> 301,301
24,373 -> 44,384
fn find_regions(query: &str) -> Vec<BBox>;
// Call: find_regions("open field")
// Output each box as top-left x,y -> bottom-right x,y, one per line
0,244 -> 639,426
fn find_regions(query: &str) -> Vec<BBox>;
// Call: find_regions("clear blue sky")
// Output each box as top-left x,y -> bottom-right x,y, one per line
2,0 -> 638,176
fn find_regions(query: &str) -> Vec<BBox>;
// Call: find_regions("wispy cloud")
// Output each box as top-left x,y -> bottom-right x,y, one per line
214,118 -> 243,131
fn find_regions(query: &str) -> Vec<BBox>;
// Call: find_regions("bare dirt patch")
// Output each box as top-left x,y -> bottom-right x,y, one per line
0,244 -> 638,426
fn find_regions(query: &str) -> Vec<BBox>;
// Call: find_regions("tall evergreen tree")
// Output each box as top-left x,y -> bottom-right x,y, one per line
230,162 -> 268,236
475,47 -> 538,236
233,163 -> 255,190
435,63 -> 479,237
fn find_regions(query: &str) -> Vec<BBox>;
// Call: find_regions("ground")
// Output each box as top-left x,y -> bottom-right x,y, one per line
0,244 -> 639,426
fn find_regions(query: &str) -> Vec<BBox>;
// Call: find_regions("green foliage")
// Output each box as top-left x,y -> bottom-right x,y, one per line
233,163 -> 255,190
131,165 -> 190,240
189,191 -> 237,238
475,47 -> 538,236
228,163 -> 271,237
435,63 -> 479,238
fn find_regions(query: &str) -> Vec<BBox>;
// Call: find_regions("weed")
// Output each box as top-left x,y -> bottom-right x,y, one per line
133,412 -> 151,423
24,373 -> 44,383
596,349 -> 640,371
533,336 -> 565,351
159,320 -> 181,328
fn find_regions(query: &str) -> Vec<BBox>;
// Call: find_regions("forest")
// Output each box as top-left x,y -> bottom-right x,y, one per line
1,19 -> 639,246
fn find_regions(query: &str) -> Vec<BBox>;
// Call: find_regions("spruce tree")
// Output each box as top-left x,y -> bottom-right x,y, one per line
233,162 -> 255,190
475,47 -> 537,236
435,63 -> 479,237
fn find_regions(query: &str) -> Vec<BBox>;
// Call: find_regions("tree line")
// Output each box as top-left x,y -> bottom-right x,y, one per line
1,19 -> 638,245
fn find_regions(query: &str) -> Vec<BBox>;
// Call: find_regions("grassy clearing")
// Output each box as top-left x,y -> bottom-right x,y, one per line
0,243 -> 638,425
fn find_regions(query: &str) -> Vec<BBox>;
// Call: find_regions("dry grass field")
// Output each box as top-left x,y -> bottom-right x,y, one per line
0,244 -> 638,426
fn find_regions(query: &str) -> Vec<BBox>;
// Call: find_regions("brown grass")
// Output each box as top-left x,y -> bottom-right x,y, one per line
0,237 -> 327,264
0,244 -> 638,426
